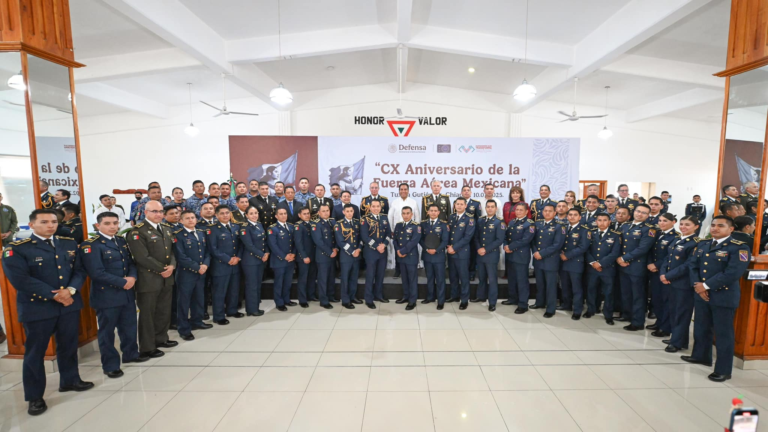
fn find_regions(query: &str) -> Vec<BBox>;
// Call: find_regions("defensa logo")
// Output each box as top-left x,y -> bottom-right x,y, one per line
388,144 -> 427,153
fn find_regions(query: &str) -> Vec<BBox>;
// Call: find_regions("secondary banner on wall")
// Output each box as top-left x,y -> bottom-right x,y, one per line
36,136 -> 80,203
230,136 -> 580,202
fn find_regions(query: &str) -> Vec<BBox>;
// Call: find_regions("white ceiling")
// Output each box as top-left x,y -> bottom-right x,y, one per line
56,0 -> 735,124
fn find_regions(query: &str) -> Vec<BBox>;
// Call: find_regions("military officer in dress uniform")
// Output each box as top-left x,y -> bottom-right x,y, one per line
2,209 -> 93,415
249,182 -> 279,229
647,197 -> 664,226
294,207 -> 317,308
685,195 -> 707,222
530,185 -> 554,221
530,203 -> 566,317
586,214 -> 622,324
739,182 -> 759,209
446,197 -> 475,309
616,184 -> 638,213
360,181 -> 390,216
682,215 -> 750,382
457,186 -> 482,280
394,207 -> 421,310
173,210 -> 214,341
127,200 -> 177,358
81,212 -> 148,378
420,204 -> 449,309
616,203 -> 657,331
239,206 -> 270,315
61,203 -> 83,243
311,204 -> 339,309
646,213 -> 680,338
580,196 -> 603,230
421,180 -> 452,222
576,184 -> 605,213
231,195 -> 250,224
559,208 -> 590,320
308,184 -> 335,219
39,180 -> 54,209
335,204 -> 363,308
472,201 -> 505,311
206,205 -> 243,323
660,215 -> 700,353
503,203 -> 534,313
267,208 -> 297,311
720,184 -> 741,209
360,200 -> 391,309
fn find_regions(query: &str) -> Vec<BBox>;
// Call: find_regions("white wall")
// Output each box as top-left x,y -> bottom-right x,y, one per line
38,82 -> 722,228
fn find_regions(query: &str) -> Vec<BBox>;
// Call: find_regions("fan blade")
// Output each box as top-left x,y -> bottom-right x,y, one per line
228,111 -> 259,116
558,118 -> 571,123
557,111 -> 571,117
200,100 -> 222,111
403,116 -> 420,119
578,115 -> 608,119
212,112 -> 223,118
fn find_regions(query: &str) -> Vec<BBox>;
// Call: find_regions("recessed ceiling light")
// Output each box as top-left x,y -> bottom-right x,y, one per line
468,67 -> 475,73
326,66 -> 335,71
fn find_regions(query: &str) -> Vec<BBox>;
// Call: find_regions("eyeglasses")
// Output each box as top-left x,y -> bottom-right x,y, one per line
147,210 -> 164,214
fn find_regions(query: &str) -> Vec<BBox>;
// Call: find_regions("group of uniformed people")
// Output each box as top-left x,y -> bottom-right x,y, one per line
0,180 -> 752,416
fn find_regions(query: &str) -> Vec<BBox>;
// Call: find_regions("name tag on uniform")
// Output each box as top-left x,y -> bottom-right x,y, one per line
548,227 -> 555,232
35,257 -> 43,262
459,223 -> 465,227
572,233 -> 579,238
716,251 -> 728,257
516,225 -> 523,230
606,238 -> 615,244
406,228 -> 412,233
435,227 -> 441,232
150,235 -> 159,240
632,230 -> 641,236
675,245 -> 684,251
661,240 -> 669,245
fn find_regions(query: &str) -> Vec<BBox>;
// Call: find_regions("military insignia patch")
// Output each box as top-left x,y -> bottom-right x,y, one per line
3,249 -> 12,258
529,226 -> 535,233
295,226 -> 300,231
268,229 -> 273,234
133,234 -> 140,240
242,229 -> 247,235
587,231 -> 591,239
67,250 -> 76,257
172,238 -> 177,243
469,220 -> 474,226
83,247 -> 91,254
312,226 -> 316,231
648,229 -> 656,237
740,250 -> 749,262
417,227 -> 421,233
561,227 -> 566,234
335,226 -> 339,231
501,223 -> 506,229
206,229 -> 211,235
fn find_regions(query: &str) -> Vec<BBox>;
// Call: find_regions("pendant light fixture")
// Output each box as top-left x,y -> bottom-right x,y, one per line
597,85 -> 613,140
184,83 -> 199,137
270,0 -> 293,105
513,0 -> 536,101
7,70 -> 25,91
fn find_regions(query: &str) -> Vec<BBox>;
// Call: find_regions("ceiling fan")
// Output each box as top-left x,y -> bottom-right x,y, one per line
200,74 -> 259,117
556,78 -> 607,122
385,45 -> 419,120
4,99 -> 71,114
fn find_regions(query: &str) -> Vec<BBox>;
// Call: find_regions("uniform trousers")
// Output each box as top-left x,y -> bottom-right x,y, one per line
364,254 -> 387,304
424,260 -> 446,304
136,286 -> 172,352
669,286 -> 694,349
212,268 -> 240,320
691,297 -> 736,376
176,271 -> 206,335
296,261 -> 317,304
620,271 -> 647,327
170,279 -> 178,327
448,257 -> 470,302
649,272 -> 671,332
534,268 -> 558,314
241,264 -> 264,313
560,270 -> 584,315
316,261 -> 336,305
476,261 -> 499,306
22,312 -> 81,401
586,270 -> 614,318
273,266 -> 293,307
399,262 -> 418,304
96,303 -> 140,372
505,261 -> 530,309
340,261 -> 360,304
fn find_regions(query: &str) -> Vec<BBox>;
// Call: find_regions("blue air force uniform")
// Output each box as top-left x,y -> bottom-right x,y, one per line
361,195 -> 389,216
394,220 -> 421,304
530,197 -> 554,221
335,218 -> 363,305
267,222 -> 296,307
560,224 -> 590,315
81,233 -> 140,372
660,235 -> 699,350
464,198 -> 482,278
173,227 -> 210,334
312,217 -> 338,305
360,213 -> 391,304
585,229 -> 622,318
689,237 -> 750,376
580,211 -> 601,230
2,235 -> 86,401
532,220 -> 566,314
420,218 -> 449,304
648,229 -> 680,333
619,221 -> 658,327
448,212 -> 475,303
474,216 -> 505,307
240,221 -> 270,311
504,218 -> 534,309
294,219 -> 317,304
206,222 -> 242,320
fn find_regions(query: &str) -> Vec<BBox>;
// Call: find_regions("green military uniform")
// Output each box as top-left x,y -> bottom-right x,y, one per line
308,196 -> 334,219
740,193 -> 758,209
126,222 -> 176,353
422,194 -> 452,222
0,203 -> 18,246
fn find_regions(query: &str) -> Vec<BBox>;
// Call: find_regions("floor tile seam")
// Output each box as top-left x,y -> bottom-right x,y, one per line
584,364 -> 672,391
57,388 -> 120,432
613,387 -> 724,430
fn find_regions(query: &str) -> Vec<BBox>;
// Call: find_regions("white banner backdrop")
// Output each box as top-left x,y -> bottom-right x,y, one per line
36,136 -> 80,203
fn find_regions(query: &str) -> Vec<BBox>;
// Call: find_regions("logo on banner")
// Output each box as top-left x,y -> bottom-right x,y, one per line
437,144 -> 451,153
459,145 -> 475,153
388,144 -> 398,153
386,120 -> 416,137
476,145 -> 493,153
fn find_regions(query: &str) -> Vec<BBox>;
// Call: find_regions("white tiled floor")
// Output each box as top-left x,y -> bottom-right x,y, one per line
1,299 -> 764,431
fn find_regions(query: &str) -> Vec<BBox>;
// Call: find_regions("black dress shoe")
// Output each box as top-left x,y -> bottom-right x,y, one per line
286,301 -> 298,307
665,345 -> 680,353
421,299 -> 434,304
395,298 -> 408,304
343,303 -> 355,309
366,303 -> 376,309
542,312 -> 554,318
142,349 -> 165,358
489,305 -> 496,312
203,312 -> 210,320
556,305 -> 572,311
571,314 -> 581,321
437,304 -> 444,310
708,372 -> 731,382
277,306 -> 288,312
514,307 -> 527,315
321,304 -> 334,309
180,334 -> 195,341
615,316 -> 630,322
680,356 -> 712,367
104,369 -> 124,379
192,323 -> 214,330
351,299 -> 363,305
651,330 -> 670,338
459,302 -> 468,310
376,298 -> 390,303
309,297 -> 320,302
584,312 -> 594,318
247,311 -> 265,317
329,298 -> 340,303
300,303 -> 309,308
605,318 -> 614,326
529,304 -> 543,310
59,380 -> 95,393
501,300 -> 515,305
470,298 -> 484,303
227,312 -> 245,318
445,298 -> 457,303
646,324 -> 659,330
662,339 -> 671,344
216,318 -> 231,325
157,340 -> 178,348
169,324 -> 178,330
28,399 -> 47,416
405,303 -> 416,311
126,353 -> 151,363
623,324 -> 642,331
648,312 -> 656,319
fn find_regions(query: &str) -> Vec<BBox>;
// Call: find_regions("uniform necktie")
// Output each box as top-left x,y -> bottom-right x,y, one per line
156,226 -> 163,238
289,201 -> 293,215
44,238 -> 54,248
600,231 -> 605,240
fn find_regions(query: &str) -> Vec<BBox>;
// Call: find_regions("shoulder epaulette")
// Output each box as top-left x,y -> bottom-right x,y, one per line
329,218 -> 336,223
731,239 -> 746,245
206,223 -> 215,227
441,193 -> 449,197
581,224 -> 589,229
381,196 -> 389,200
286,222 -> 294,227
740,193 -> 749,197
135,222 -> 145,228
56,236 -> 75,241
196,228 -> 206,232
161,222 -> 171,227
380,212 -> 388,217
173,228 -> 184,235
84,235 -> 99,243
527,219 -> 534,223
693,237 -> 701,242
269,223 -> 278,228
9,238 -> 31,246
611,230 -> 622,235
645,223 -> 658,228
